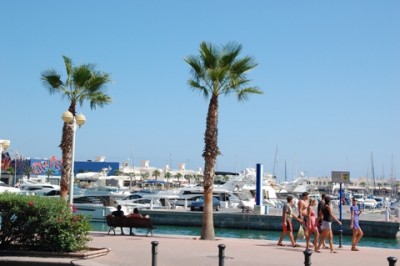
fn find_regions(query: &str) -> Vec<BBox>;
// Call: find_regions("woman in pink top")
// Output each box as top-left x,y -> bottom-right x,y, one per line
306,198 -> 320,252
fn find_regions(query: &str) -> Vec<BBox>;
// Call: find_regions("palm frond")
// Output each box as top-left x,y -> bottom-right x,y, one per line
237,87 -> 263,101
188,80 -> 209,99
41,70 -> 64,93
200,42 -> 218,70
62,56 -> 73,85
89,93 -> 112,109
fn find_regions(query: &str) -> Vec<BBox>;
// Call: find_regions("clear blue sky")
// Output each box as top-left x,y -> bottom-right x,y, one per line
1,1 -> 399,181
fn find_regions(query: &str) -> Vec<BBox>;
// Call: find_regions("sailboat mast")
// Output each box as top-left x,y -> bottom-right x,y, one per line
284,160 -> 287,182
272,146 -> 279,180
371,152 -> 376,193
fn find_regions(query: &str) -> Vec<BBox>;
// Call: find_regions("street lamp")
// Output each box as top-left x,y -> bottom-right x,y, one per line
62,111 -> 86,205
13,151 -> 19,186
0,139 -> 11,181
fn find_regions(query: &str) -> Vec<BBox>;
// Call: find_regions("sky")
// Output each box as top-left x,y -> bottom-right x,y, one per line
0,1 -> 399,181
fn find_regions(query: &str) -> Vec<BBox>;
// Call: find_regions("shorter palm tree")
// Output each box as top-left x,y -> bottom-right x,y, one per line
44,168 -> 55,183
152,170 -> 161,181
175,173 -> 182,187
165,172 -> 172,189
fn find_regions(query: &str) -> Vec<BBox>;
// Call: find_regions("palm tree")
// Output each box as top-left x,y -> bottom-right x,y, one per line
41,56 -> 112,200
141,172 -> 150,182
377,183 -> 382,195
164,171 -> 172,189
152,169 -> 161,181
185,42 -> 262,240
175,172 -> 182,187
44,168 -> 55,183
185,174 -> 193,185
23,166 -> 33,179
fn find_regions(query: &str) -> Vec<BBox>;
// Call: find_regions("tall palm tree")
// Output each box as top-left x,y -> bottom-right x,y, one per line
185,42 -> 262,240
41,56 -> 112,200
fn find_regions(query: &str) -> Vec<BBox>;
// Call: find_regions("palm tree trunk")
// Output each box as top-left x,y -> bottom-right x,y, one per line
60,122 -> 73,200
201,95 -> 219,240
59,104 -> 76,201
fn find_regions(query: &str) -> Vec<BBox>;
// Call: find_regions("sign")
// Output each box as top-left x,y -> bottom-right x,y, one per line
331,171 -> 350,184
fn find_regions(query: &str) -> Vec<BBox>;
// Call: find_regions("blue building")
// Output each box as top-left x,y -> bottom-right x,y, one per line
74,160 -> 119,176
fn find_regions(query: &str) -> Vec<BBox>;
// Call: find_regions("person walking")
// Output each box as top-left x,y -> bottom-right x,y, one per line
350,198 -> 363,251
317,196 -> 341,253
306,198 -> 320,252
317,193 -> 328,249
277,195 -> 303,247
294,192 -> 309,242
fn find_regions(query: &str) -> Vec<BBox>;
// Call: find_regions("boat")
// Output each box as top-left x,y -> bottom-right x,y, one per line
219,168 -> 279,208
0,181 -> 20,193
73,193 -> 132,222
19,178 -> 60,195
115,197 -> 163,210
174,185 -> 240,208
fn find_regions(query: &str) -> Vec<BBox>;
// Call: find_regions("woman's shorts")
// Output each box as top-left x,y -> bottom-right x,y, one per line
321,221 -> 332,230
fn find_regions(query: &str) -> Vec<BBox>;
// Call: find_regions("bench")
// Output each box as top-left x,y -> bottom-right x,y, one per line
106,215 -> 155,236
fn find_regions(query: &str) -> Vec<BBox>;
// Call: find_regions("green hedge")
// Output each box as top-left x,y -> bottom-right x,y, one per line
0,192 -> 90,252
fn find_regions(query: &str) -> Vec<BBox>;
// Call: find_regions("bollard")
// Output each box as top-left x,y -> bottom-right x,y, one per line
151,241 -> 159,266
387,256 -> 397,266
303,249 -> 312,266
338,229 -> 343,248
218,244 -> 226,266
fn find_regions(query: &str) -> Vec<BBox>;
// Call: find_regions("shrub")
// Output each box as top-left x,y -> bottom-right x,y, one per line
0,192 -> 91,252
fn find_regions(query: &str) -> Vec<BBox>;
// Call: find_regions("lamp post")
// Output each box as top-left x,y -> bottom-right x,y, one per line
0,139 -> 11,181
13,151 -> 19,186
62,111 -> 86,206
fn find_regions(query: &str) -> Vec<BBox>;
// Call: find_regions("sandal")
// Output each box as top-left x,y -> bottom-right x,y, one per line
330,251 -> 337,254
292,244 -> 300,247
277,243 -> 285,247
314,250 -> 321,253
351,247 -> 359,251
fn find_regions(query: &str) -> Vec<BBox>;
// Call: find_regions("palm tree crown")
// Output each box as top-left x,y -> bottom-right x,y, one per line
42,56 -> 112,112
185,42 -> 262,240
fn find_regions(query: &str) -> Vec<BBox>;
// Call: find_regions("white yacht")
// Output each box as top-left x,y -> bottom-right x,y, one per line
19,178 -> 60,195
0,181 -> 20,193
73,193 -> 132,222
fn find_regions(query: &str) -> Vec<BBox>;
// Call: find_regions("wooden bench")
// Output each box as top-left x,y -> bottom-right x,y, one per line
106,215 -> 155,236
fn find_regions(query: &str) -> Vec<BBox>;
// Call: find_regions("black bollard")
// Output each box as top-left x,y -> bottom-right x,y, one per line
338,229 -> 343,248
151,241 -> 159,266
388,257 -> 397,266
218,244 -> 226,266
303,249 -> 312,266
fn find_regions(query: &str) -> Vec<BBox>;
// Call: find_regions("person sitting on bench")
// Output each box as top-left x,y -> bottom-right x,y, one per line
111,205 -> 125,235
127,208 -> 143,235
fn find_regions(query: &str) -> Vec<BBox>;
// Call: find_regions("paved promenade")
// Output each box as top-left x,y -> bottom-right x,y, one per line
1,231 -> 398,265
5,232 -> 390,266
79,232 -> 399,266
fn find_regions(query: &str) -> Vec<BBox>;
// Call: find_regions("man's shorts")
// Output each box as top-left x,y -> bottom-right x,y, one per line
283,221 -> 293,232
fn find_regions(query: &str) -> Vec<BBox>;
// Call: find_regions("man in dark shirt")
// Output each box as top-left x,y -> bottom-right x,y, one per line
111,205 -> 125,235
317,193 -> 327,248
